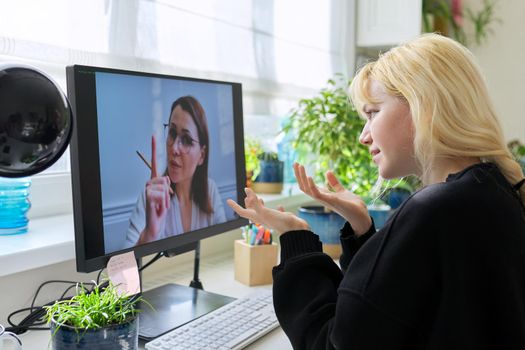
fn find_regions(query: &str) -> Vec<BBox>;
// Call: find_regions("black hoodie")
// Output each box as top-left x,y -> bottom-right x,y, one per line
273,163 -> 525,350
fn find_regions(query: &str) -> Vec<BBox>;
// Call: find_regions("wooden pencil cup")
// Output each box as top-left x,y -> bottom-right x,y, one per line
234,240 -> 278,286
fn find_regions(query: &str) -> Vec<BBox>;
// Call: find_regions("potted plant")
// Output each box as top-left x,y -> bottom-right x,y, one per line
282,74 -> 376,198
44,281 -> 143,350
244,136 -> 263,188
283,74 -> 419,256
244,136 -> 285,194
252,151 -> 284,194
422,0 -> 500,47
380,177 -> 420,210
508,139 -> 525,173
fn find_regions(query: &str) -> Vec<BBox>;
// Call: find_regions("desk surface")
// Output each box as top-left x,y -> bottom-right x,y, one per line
15,252 -> 293,350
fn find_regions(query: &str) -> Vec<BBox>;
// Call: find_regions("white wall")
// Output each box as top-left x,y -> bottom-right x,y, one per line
470,0 -> 525,142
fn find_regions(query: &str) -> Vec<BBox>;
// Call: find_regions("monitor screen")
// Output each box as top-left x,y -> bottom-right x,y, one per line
66,65 -> 247,272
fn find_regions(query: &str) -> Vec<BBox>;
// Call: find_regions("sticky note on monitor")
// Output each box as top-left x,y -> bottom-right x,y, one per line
107,251 -> 141,296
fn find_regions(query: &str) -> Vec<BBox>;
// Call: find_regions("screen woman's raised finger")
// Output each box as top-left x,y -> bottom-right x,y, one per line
150,134 -> 158,179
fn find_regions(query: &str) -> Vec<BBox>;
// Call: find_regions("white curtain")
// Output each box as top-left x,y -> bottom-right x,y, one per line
0,0 -> 353,172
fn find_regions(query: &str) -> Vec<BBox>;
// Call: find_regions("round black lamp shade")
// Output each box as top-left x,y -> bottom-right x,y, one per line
0,64 -> 73,177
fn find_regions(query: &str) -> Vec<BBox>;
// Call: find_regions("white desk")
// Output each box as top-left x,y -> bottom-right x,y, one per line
13,252 -> 293,350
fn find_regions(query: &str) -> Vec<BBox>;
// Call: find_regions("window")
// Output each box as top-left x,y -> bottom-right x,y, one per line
0,0 -> 354,218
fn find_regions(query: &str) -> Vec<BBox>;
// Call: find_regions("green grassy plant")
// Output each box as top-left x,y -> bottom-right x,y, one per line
508,140 -> 525,161
508,139 -> 525,173
44,281 -> 143,331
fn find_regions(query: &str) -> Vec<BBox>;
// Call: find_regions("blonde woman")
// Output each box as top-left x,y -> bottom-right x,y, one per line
228,34 -> 525,349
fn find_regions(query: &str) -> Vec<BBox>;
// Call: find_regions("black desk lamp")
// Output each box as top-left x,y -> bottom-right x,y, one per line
0,64 -> 72,234
0,64 -> 73,178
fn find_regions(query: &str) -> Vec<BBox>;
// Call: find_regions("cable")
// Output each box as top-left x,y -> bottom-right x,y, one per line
140,252 -> 163,271
59,284 -> 79,300
96,267 -> 105,284
30,280 -> 94,312
7,280 -> 95,335
7,306 -> 53,333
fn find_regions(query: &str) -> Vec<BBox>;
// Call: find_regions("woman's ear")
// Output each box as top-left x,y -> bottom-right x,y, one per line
198,145 -> 206,166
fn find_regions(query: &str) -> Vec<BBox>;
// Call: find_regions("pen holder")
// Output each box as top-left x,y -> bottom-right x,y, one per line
234,240 -> 278,286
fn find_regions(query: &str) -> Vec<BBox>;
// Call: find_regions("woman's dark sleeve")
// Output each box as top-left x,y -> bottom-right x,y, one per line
339,219 -> 376,273
272,230 -> 343,350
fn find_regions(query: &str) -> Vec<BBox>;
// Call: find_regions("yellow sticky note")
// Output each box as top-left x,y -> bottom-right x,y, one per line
107,251 -> 141,296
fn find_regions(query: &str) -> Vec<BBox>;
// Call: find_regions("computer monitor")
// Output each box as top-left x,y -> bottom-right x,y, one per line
66,65 -> 248,339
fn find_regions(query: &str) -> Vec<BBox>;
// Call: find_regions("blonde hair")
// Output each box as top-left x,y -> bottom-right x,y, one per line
349,33 -> 525,205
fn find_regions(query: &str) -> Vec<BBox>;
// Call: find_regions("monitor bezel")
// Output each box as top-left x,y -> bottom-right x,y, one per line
66,64 -> 248,273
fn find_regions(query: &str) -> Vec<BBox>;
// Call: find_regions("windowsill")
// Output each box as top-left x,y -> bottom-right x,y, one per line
0,184 -> 309,277
0,214 -> 75,277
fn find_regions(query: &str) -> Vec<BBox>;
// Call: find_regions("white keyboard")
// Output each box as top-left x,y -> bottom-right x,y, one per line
145,290 -> 279,350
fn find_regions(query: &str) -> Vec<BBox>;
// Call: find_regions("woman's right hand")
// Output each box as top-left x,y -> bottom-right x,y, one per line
138,136 -> 172,245
227,188 -> 309,234
294,163 -> 372,236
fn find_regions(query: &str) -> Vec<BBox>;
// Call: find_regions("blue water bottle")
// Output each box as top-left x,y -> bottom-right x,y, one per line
0,177 -> 31,235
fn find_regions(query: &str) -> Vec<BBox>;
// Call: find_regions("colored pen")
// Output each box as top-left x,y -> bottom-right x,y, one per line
263,229 -> 270,244
255,226 -> 264,245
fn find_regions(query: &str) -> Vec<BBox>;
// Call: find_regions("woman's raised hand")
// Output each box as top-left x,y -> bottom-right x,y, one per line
227,188 -> 309,234
294,163 -> 372,236
139,135 -> 172,244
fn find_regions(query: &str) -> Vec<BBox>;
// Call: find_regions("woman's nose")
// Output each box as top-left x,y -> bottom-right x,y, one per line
170,140 -> 183,155
359,123 -> 372,145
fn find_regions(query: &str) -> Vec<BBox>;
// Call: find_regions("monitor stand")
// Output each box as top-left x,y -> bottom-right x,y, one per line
138,284 -> 235,340
137,241 -> 236,341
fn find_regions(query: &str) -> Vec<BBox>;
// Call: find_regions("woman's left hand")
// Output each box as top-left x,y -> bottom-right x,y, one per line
294,163 -> 371,236
227,188 -> 309,233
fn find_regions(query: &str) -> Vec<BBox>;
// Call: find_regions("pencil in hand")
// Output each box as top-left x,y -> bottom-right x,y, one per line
136,150 -> 152,170
136,149 -> 173,195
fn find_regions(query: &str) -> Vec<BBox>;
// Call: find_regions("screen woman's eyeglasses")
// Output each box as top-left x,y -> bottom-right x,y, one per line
163,123 -> 200,154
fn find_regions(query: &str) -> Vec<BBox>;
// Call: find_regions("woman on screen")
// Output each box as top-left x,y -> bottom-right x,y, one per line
125,96 -> 226,247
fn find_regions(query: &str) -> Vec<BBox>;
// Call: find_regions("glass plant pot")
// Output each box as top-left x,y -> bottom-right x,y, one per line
50,317 -> 138,350
0,177 -> 31,235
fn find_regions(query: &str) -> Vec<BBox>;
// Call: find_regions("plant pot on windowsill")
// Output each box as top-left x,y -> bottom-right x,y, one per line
382,188 -> 411,210
298,206 -> 346,259
367,203 -> 392,229
298,204 -> 393,259
252,160 -> 284,194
